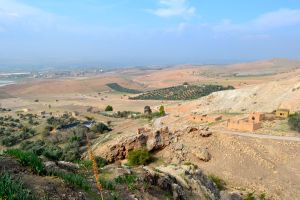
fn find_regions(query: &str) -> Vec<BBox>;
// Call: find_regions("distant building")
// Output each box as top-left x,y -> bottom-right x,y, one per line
275,109 -> 290,118
227,112 -> 265,132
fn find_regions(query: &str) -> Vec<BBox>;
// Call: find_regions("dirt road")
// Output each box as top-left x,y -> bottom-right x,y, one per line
212,129 -> 300,142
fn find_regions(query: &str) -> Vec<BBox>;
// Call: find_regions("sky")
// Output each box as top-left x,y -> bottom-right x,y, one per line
1,0 -> 300,68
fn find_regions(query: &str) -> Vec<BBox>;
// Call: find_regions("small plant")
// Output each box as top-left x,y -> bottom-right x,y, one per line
48,170 -> 90,191
99,177 -> 115,190
127,148 -> 151,166
114,174 -> 137,190
77,160 -> 93,170
0,172 -> 37,200
208,174 -> 226,191
244,192 -> 255,200
105,105 -> 113,112
95,156 -> 108,168
5,149 -> 45,175
259,193 -> 266,200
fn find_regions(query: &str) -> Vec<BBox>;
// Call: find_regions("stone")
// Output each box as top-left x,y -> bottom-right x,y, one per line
194,148 -> 211,162
174,143 -> 184,151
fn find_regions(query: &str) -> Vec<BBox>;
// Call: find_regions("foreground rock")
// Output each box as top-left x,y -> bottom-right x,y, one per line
104,127 -> 172,163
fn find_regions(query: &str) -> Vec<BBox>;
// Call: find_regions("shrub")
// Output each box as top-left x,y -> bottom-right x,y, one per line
114,174 -> 137,190
105,105 -> 113,112
48,170 -> 90,191
0,172 -> 36,200
208,174 -> 226,190
127,149 -> 151,166
244,192 -> 255,200
95,156 -> 107,168
62,141 -> 81,162
288,112 -> 300,132
42,145 -> 63,161
91,122 -> 111,134
99,177 -> 115,190
5,149 -> 45,175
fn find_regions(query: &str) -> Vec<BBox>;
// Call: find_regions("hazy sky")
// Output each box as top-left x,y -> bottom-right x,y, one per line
1,0 -> 300,68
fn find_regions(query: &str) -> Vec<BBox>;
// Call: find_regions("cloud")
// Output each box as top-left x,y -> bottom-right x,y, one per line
149,0 -> 196,18
0,0 -> 57,31
214,8 -> 300,33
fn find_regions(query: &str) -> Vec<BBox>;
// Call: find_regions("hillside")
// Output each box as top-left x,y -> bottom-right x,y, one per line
191,76 -> 300,113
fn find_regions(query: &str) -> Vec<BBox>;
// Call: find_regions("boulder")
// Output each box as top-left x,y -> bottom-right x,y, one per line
194,148 -> 211,162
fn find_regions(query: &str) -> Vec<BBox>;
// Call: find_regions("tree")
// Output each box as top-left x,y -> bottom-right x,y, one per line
144,106 -> 152,114
288,112 -> 300,132
159,105 -> 166,116
105,105 -> 113,112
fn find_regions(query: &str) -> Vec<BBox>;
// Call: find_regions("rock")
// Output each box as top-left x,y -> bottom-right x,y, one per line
221,191 -> 243,200
186,126 -> 198,133
44,161 -> 59,172
148,165 -> 221,200
194,148 -> 211,162
174,143 -> 184,151
57,161 -> 80,170
147,131 -> 164,151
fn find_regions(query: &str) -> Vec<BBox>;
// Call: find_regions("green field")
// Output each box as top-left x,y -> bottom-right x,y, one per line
129,84 -> 234,100
106,83 -> 142,94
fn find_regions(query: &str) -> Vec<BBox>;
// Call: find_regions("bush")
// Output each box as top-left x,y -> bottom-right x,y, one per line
208,174 -> 226,190
62,141 -> 81,162
114,174 -> 137,190
99,177 -> 115,190
42,145 -> 63,161
95,156 -> 107,168
244,192 -> 255,200
105,105 -> 113,112
5,149 -> 45,175
288,112 -> 300,132
127,149 -> 151,166
0,172 -> 36,200
91,122 -> 111,134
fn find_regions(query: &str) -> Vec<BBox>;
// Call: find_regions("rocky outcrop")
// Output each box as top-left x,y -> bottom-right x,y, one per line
187,126 -> 213,137
143,165 -> 221,200
104,127 -> 172,163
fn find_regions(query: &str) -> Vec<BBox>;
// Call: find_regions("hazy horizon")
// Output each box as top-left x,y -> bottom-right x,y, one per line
1,0 -> 300,68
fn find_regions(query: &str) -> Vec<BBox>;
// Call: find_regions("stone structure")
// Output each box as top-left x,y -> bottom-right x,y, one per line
227,119 -> 261,132
275,109 -> 290,118
227,112 -> 265,132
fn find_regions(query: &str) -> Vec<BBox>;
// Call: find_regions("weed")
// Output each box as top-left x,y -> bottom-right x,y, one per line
208,174 -> 226,191
48,170 -> 90,191
0,172 -> 37,200
114,174 -> 137,190
99,177 -> 115,190
244,192 -> 255,200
